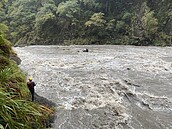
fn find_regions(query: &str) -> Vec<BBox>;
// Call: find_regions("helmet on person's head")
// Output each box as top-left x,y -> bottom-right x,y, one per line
29,77 -> 32,81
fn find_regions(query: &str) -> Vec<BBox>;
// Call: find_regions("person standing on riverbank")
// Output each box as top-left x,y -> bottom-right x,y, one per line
27,77 -> 36,101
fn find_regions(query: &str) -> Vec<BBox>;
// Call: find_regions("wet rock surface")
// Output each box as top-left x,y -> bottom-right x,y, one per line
14,45 -> 172,129
10,53 -> 21,65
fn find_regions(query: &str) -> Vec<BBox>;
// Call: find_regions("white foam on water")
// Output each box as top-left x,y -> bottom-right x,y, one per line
14,45 -> 172,129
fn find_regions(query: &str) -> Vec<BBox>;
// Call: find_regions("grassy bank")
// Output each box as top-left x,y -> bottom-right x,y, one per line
0,30 -> 54,129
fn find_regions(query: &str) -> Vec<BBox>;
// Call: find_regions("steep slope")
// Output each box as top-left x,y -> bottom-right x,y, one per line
0,25 -> 54,129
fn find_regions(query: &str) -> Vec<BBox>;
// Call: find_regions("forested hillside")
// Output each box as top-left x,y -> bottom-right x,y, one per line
0,0 -> 171,46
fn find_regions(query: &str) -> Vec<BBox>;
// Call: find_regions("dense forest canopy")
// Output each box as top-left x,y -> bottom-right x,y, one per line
0,0 -> 172,46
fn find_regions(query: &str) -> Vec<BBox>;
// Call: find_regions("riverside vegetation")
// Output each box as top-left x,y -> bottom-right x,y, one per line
0,0 -> 171,128
0,0 -> 171,46
0,22 -> 54,129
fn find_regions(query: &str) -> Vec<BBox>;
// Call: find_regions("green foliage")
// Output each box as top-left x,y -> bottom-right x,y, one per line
0,0 -> 171,46
122,12 -> 132,20
57,0 -> 80,18
35,12 -> 56,31
0,62 -> 27,97
0,89 -> 52,129
0,56 -> 53,129
0,0 -> 8,9
106,19 -> 116,30
0,23 -> 54,129
64,37 -> 99,45
85,12 -> 106,27
141,8 -> 158,37
84,12 -> 109,40
0,30 -> 12,57
80,0 -> 100,9
116,21 -> 125,31
36,0 -> 57,29
0,24 -> 9,34
0,56 -> 10,69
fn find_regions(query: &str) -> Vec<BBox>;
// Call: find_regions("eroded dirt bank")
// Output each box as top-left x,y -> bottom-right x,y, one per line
14,45 -> 172,129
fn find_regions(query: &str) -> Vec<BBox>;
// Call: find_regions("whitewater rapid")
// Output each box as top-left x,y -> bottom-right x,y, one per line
14,45 -> 172,129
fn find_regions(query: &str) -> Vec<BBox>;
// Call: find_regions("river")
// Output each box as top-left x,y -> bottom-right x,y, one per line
14,45 -> 172,129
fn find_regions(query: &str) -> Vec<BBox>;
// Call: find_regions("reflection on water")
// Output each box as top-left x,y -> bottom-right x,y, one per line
14,45 -> 172,129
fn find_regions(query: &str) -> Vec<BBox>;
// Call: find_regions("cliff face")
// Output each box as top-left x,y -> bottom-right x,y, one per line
1,0 -> 172,46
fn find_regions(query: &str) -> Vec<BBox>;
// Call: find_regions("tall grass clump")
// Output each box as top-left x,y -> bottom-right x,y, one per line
0,89 -> 52,129
0,24 -> 54,129
0,66 -> 54,129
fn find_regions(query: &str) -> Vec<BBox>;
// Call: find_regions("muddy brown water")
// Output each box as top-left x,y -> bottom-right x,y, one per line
14,45 -> 172,129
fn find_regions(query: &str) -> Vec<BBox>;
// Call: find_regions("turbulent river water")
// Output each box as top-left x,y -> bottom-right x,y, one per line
14,45 -> 172,129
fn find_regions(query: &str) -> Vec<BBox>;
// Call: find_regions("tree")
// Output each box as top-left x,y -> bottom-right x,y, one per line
35,1 -> 57,33
116,21 -> 126,34
141,7 -> 158,39
0,0 -> 171,46
0,23 -> 9,35
8,0 -> 39,43
85,12 -> 106,27
85,12 -> 107,40
57,0 -> 80,18
56,0 -> 81,40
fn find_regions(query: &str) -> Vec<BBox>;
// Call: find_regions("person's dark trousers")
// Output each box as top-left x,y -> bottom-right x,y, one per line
29,89 -> 35,101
